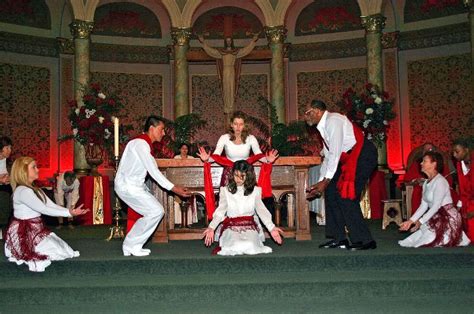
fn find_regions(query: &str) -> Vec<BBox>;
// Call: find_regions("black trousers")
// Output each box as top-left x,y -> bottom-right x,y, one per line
324,139 -> 378,244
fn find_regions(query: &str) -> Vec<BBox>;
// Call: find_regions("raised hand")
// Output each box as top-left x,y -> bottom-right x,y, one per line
270,227 -> 284,244
266,149 -> 279,163
69,204 -> 89,216
202,227 -> 214,247
197,146 -> 210,162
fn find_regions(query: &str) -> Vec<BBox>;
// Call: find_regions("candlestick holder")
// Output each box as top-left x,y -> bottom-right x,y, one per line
107,155 -> 125,241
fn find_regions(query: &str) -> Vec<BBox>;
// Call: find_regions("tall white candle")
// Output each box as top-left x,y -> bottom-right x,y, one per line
114,117 -> 119,157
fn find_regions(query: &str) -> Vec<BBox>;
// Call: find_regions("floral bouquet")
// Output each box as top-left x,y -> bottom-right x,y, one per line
340,83 -> 396,147
63,82 -> 126,160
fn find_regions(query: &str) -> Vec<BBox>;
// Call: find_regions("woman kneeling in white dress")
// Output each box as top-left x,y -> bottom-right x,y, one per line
203,160 -> 283,255
4,157 -> 89,272
399,151 -> 470,247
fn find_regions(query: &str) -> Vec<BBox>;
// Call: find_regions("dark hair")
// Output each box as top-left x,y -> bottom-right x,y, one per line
0,136 -> 12,150
179,143 -> 190,150
228,111 -> 249,143
64,171 -> 76,182
423,151 -> 444,174
227,160 -> 256,196
310,100 -> 327,111
224,37 -> 235,50
143,115 -> 166,133
453,137 -> 472,149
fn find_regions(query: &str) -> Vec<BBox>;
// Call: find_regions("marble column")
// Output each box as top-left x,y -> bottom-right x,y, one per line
361,14 -> 387,166
463,0 -> 473,85
171,27 -> 192,118
70,19 -> 94,174
265,25 -> 287,123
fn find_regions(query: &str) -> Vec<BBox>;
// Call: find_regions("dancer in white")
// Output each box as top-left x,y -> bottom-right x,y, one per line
203,160 -> 283,255
399,151 -> 470,247
115,116 -> 190,257
4,157 -> 88,272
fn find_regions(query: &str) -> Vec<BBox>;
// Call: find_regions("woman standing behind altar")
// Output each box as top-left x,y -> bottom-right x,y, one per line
399,151 -> 470,248
173,143 -> 197,227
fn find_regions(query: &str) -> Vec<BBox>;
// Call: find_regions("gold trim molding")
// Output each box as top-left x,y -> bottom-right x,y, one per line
264,25 -> 287,44
69,20 -> 94,39
171,27 -> 192,46
361,14 -> 386,33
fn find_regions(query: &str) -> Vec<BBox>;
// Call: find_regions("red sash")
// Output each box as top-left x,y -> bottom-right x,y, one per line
126,134 -> 153,233
5,217 -> 51,262
204,154 -> 272,221
211,216 -> 259,255
336,124 -> 364,200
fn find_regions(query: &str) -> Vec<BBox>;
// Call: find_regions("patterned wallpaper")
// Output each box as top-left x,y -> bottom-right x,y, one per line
90,72 -> 163,156
191,74 -> 269,148
0,0 -> 50,29
404,0 -> 467,23
407,54 -> 473,153
0,63 -> 50,167
296,68 -> 367,118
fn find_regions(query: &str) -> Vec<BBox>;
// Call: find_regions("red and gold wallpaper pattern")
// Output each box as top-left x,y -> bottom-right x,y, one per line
296,68 -> 367,118
0,63 -> 50,168
407,54 -> 473,154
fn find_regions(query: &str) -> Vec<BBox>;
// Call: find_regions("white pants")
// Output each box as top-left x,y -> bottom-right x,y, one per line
116,186 -> 164,251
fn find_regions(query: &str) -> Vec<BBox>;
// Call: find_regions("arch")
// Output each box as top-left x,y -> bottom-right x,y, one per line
294,0 -> 362,37
192,5 -> 264,39
403,0 -> 466,24
0,0 -> 51,29
94,2 -> 162,38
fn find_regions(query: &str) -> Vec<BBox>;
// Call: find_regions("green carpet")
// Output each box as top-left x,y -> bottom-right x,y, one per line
0,220 -> 473,313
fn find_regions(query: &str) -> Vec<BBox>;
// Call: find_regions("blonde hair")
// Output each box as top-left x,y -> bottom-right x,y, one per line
11,156 -> 46,203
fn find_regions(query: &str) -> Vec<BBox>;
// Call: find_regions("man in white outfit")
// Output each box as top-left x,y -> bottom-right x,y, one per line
115,116 -> 191,256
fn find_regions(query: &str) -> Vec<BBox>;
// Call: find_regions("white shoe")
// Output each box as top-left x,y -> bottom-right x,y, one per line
141,248 -> 151,253
123,248 -> 150,257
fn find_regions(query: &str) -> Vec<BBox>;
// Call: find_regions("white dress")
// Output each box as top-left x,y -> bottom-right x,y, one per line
213,134 -> 262,162
399,174 -> 470,248
209,186 -> 276,256
4,186 -> 79,272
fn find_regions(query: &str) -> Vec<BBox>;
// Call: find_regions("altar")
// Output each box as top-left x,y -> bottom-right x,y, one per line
151,156 -> 321,242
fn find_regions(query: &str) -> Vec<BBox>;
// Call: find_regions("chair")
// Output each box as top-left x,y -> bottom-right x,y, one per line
382,199 -> 403,230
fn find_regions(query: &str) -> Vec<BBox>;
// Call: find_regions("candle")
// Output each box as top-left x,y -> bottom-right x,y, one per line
114,117 -> 119,157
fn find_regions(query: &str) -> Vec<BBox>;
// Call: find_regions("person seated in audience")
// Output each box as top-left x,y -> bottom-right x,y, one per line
54,171 -> 80,229
452,138 -> 473,243
173,143 -> 195,160
202,160 -> 283,255
3,157 -> 88,272
0,136 -> 13,194
399,151 -> 470,248
403,143 -> 453,214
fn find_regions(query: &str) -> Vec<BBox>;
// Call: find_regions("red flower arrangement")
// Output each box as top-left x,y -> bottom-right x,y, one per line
63,83 -> 126,158
340,83 -> 396,147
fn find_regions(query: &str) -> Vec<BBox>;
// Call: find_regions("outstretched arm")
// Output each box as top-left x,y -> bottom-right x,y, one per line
199,35 -> 222,59
236,34 -> 258,58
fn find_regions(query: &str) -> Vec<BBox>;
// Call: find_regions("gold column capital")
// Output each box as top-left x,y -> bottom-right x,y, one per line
171,27 -> 192,46
381,31 -> 400,49
361,14 -> 386,33
264,25 -> 287,44
69,19 -> 94,39
463,0 -> 472,8
56,37 -> 74,54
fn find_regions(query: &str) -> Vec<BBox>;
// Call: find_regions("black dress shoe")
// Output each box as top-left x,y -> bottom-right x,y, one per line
319,239 -> 349,249
347,240 -> 377,251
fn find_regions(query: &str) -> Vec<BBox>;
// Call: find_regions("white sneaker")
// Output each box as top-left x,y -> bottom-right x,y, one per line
123,248 -> 150,257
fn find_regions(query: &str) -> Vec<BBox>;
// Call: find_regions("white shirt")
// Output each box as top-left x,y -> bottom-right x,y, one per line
115,138 -> 174,192
0,158 -> 7,175
410,174 -> 452,225
54,173 -> 80,208
13,186 -> 71,220
209,186 -> 275,232
173,155 -> 196,159
213,134 -> 262,162
317,111 -> 357,181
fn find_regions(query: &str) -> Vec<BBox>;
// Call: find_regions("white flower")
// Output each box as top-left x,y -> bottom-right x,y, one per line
383,120 -> 388,125
98,116 -> 105,124
380,133 -> 385,140
374,97 -> 382,104
73,128 -> 78,135
75,108 -> 80,115
85,109 -> 96,119
104,129 -> 111,139
98,92 -> 106,99
363,119 -> 371,128
367,134 -> 373,140
365,108 -> 374,115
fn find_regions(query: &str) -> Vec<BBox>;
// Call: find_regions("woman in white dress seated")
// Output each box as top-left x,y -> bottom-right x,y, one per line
4,157 -> 89,272
399,151 -> 470,248
202,160 -> 283,255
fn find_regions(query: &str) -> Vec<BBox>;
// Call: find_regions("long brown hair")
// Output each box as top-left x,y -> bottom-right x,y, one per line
227,160 -> 256,196
228,111 -> 250,143
11,156 -> 46,203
